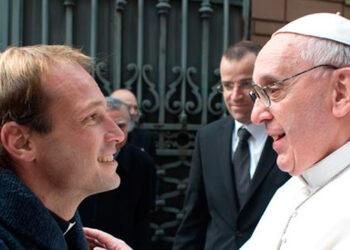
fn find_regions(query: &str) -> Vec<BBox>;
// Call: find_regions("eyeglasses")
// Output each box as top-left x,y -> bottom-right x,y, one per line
217,79 -> 253,93
249,64 -> 339,107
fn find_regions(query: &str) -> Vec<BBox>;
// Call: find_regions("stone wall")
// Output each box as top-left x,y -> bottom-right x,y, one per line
250,0 -> 350,45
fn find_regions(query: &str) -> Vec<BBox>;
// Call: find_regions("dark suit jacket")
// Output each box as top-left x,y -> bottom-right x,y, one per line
79,144 -> 156,250
173,117 -> 290,250
128,128 -> 156,160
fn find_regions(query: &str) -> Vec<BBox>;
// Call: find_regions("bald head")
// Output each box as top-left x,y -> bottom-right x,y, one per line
111,89 -> 139,125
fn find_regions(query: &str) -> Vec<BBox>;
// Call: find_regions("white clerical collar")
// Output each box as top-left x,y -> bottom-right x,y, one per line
234,120 -> 266,141
301,141 -> 350,190
63,221 -> 76,236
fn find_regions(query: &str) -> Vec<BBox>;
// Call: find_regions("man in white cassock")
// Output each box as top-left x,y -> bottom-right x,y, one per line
241,13 -> 350,249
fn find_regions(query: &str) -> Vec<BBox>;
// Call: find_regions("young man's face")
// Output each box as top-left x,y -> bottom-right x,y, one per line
220,53 -> 256,125
251,34 -> 336,175
31,62 -> 125,197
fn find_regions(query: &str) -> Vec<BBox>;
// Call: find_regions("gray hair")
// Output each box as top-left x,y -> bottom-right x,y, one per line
300,37 -> 350,67
106,96 -> 125,111
106,96 -> 131,120
286,35 -> 350,79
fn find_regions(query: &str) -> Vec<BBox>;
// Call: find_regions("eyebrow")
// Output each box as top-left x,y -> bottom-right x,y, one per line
255,74 -> 280,86
237,78 -> 252,82
77,100 -> 106,116
222,77 -> 252,83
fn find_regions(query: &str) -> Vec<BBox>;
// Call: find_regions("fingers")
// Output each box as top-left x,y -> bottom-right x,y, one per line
85,234 -> 105,249
83,227 -> 133,250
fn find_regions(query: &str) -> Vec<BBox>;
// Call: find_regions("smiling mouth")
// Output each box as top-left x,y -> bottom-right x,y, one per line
271,133 -> 286,141
230,103 -> 246,107
97,155 -> 114,163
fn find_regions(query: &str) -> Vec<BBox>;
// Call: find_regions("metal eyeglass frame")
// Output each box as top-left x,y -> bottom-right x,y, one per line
249,64 -> 339,107
216,79 -> 253,93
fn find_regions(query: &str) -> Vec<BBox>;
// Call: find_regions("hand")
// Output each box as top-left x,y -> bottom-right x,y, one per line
83,227 -> 133,250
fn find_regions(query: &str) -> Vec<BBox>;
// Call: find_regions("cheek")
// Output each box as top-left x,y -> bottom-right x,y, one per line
244,92 -> 254,108
279,103 -> 307,145
60,128 -> 103,161
223,91 -> 230,100
223,92 -> 233,107
279,101 -> 329,171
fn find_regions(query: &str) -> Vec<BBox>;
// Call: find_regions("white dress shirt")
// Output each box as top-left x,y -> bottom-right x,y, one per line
241,141 -> 350,250
232,121 -> 268,179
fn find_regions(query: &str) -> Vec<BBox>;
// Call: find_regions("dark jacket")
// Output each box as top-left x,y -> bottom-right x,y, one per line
79,143 -> 156,250
0,168 -> 89,250
128,128 -> 156,160
173,117 -> 290,250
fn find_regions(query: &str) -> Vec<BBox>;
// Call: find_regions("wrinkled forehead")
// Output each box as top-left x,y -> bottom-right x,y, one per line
253,34 -> 309,83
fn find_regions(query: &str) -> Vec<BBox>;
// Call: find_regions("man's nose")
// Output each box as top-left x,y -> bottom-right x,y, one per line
229,84 -> 244,98
251,98 -> 272,124
105,117 -> 125,144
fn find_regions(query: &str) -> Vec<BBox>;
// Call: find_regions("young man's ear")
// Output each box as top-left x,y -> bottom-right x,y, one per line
0,121 -> 35,162
332,68 -> 350,117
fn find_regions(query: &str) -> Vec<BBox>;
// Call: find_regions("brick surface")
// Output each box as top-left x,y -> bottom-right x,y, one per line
286,0 -> 343,21
344,6 -> 350,19
252,0 -> 285,21
249,0 -> 349,41
251,35 -> 271,46
254,20 -> 285,35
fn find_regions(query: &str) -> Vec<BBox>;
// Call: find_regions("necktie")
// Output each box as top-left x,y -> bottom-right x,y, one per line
233,127 -> 251,208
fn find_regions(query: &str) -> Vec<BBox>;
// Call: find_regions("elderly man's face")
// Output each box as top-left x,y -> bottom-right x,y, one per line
220,53 -> 256,124
30,62 -> 125,197
251,34 -> 335,175
113,91 -> 139,123
108,107 -> 129,148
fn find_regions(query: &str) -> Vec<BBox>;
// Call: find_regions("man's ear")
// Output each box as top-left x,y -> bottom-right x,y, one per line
332,68 -> 350,118
0,121 -> 35,162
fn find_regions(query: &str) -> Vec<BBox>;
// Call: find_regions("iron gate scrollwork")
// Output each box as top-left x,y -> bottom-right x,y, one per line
0,0 -> 250,249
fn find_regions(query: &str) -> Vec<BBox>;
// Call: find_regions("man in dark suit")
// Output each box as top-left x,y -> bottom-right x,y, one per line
173,41 -> 291,250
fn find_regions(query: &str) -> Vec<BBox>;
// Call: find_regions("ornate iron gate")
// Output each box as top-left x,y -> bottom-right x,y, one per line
0,0 -> 250,249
